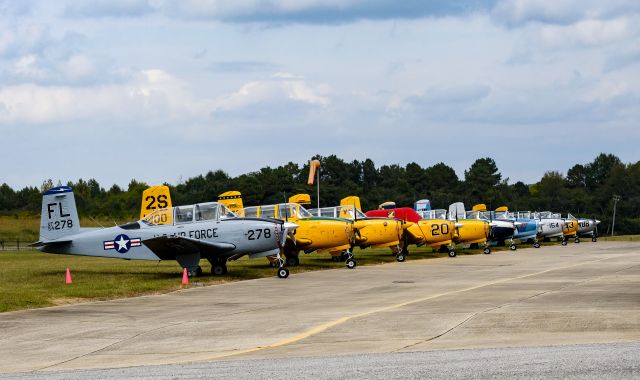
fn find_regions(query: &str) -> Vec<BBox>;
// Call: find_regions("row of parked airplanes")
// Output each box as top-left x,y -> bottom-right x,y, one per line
34,185 -> 600,279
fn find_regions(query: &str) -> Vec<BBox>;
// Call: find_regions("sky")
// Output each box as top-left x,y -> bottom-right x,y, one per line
1,0 -> 639,189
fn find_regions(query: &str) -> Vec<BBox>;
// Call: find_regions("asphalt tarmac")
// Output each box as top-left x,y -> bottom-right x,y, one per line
0,241 -> 638,377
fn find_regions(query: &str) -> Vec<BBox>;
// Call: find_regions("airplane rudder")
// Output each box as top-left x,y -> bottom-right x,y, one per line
40,186 -> 80,241
218,191 -> 244,214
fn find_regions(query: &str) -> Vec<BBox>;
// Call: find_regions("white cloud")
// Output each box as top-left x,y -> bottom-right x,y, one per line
491,0 -> 640,27
540,18 -> 631,46
0,69 -> 213,125
214,73 -> 330,111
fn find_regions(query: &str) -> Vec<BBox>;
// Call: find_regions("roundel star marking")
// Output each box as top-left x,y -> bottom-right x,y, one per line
114,234 -> 131,253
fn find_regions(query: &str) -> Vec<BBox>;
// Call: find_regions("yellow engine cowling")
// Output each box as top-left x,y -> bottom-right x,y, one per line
296,218 -> 354,253
454,220 -> 490,245
353,218 -> 403,249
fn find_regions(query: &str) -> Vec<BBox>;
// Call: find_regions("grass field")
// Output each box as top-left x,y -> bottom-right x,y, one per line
0,246 -> 500,313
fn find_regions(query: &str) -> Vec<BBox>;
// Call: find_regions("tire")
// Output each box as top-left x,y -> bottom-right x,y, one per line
574,238 -> 580,244
483,248 -> 491,254
533,242 -> 541,248
211,264 -> 227,276
277,267 -> 289,279
510,244 -> 517,251
448,250 -> 456,258
396,254 -> 406,262
345,258 -> 357,269
561,239 -> 568,246
592,237 -> 597,242
286,256 -> 300,267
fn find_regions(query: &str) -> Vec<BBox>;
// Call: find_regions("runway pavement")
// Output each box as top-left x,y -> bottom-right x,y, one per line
0,241 -> 638,376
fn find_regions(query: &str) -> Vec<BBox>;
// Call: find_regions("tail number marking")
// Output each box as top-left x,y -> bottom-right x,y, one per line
48,220 -> 73,231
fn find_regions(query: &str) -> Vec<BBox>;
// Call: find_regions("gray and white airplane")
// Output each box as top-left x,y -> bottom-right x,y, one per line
32,186 -> 298,278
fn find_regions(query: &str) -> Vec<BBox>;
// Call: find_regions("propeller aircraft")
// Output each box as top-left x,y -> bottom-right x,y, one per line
575,215 -> 600,242
492,206 -> 541,248
467,204 -> 518,251
366,203 -> 459,259
309,195 -> 406,260
33,186 -> 298,279
219,192 -> 358,269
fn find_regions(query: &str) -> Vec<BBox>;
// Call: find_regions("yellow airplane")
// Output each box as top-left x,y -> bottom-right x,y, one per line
562,214 -> 579,244
219,192 -> 358,269
365,204 -> 459,258
414,203 -> 491,254
309,195 -> 406,260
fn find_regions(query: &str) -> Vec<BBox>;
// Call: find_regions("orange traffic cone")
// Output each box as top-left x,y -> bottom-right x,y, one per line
65,268 -> 72,284
182,268 -> 189,285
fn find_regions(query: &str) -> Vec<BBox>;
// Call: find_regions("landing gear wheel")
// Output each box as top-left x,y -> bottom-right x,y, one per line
396,254 -> 406,262
510,244 -> 517,251
533,242 -> 541,248
574,237 -> 580,244
277,267 -> 289,279
188,266 -> 203,277
285,256 -> 300,267
345,258 -> 357,269
592,237 -> 597,242
211,264 -> 227,276
561,239 -> 568,246
448,250 -> 456,258
483,247 -> 491,255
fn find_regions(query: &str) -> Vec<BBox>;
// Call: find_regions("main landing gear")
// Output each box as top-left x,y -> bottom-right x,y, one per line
343,250 -> 357,269
574,237 -> 580,244
275,255 -> 289,279
208,257 -> 227,276
396,246 -> 408,262
483,244 -> 492,255
533,240 -> 541,248
561,237 -> 568,246
509,239 -> 517,251
187,266 -> 203,277
447,244 -> 457,258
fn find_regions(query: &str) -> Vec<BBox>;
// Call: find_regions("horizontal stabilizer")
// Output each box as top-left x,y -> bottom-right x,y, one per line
30,240 -> 72,248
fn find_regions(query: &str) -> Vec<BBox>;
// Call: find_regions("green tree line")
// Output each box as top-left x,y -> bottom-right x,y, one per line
1,153 -> 638,234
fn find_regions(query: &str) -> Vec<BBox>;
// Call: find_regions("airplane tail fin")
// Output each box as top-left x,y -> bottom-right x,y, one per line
449,202 -> 466,221
39,186 -> 80,241
289,194 -> 311,205
340,196 -> 362,211
140,185 -> 173,224
218,191 -> 244,215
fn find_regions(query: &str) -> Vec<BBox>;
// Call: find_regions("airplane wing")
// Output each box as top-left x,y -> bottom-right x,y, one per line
142,236 -> 236,260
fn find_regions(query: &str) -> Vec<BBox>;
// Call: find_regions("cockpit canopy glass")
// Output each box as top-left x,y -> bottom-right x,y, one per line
142,202 -> 235,226
419,209 -> 447,220
241,203 -> 312,220
309,206 -> 366,219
